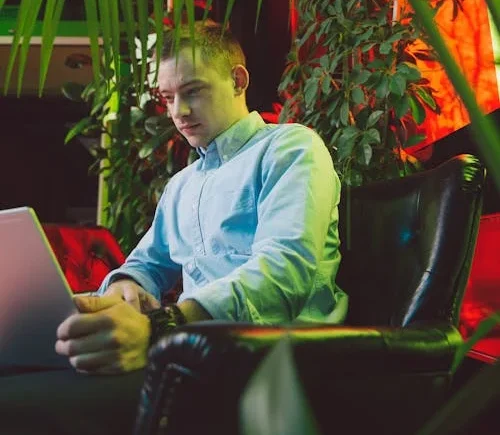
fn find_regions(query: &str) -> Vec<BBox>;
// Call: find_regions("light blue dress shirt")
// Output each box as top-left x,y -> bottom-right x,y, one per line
99,111 -> 347,324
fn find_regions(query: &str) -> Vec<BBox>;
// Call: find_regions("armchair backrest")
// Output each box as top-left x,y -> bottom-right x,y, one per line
336,154 -> 484,328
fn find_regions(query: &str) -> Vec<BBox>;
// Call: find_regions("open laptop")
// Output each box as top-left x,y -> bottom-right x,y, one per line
0,207 -> 77,371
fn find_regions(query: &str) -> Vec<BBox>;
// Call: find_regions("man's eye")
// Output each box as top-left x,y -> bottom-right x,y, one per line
164,96 -> 174,104
186,87 -> 202,96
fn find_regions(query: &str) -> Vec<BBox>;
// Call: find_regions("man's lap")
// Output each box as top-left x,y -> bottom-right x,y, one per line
0,368 -> 145,435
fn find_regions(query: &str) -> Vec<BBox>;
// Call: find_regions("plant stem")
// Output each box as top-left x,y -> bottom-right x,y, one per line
408,0 -> 500,192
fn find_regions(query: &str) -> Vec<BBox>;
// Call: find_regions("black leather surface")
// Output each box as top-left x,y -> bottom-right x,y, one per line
134,154 -> 485,435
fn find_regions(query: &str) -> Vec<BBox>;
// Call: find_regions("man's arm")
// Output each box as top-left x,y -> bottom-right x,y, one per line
98,189 -> 182,301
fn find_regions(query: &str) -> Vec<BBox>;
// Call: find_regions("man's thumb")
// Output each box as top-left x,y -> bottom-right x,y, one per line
73,295 -> 122,313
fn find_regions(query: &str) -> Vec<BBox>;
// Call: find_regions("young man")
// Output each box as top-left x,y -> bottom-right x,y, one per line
54,21 -> 347,376
0,21 -> 346,435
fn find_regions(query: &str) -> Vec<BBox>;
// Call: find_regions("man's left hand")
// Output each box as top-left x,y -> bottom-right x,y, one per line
55,295 -> 151,375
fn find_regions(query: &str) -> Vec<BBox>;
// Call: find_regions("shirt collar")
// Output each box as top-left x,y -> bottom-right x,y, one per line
196,111 -> 266,163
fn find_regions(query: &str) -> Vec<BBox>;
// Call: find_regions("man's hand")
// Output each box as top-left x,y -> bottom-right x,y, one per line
103,278 -> 161,313
55,295 -> 151,374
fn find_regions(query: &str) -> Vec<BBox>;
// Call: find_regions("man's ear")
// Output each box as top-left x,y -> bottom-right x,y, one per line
232,64 -> 249,96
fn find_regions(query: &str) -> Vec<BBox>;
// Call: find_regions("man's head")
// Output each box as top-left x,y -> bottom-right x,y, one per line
158,22 -> 250,148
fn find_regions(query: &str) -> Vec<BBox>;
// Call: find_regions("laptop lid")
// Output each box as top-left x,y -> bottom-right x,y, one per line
0,207 -> 76,369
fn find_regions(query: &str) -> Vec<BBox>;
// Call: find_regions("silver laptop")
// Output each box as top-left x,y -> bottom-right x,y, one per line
0,207 -> 77,370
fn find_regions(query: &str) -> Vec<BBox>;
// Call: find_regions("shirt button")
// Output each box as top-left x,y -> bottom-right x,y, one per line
185,262 -> 194,273
195,245 -> 203,254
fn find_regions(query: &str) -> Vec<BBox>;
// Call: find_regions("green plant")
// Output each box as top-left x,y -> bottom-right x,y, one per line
62,36 -> 193,254
279,0 -> 443,186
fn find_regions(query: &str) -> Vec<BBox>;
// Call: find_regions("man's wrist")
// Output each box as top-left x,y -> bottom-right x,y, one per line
146,304 -> 187,346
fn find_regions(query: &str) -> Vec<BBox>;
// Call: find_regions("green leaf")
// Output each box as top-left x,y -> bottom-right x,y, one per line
452,312 -> 500,374
379,42 -> 392,55
298,22 -> 317,48
337,132 -> 355,161
352,69 -> 371,85
365,128 -> 381,144
64,117 -> 95,144
351,87 -> 365,105
16,0 -> 44,97
109,0 -> 121,82
409,94 -> 426,125
254,0 -> 263,33
389,74 -> 407,97
84,0 -> 101,85
137,0 -> 149,97
61,82 -> 86,102
39,0 -> 65,96
304,78 -> 319,109
415,86 -> 437,111
395,94 -> 411,119
321,77 -> 332,95
366,110 -> 384,128
375,75 -> 389,98
398,62 -> 421,81
202,0 -> 214,22
121,0 -> 140,88
340,100 -> 350,126
361,142 -> 373,165
139,129 -> 173,158
0,0 -> 7,10
367,59 -> 385,69
153,0 -> 165,84
405,133 -> 426,148
223,0 -> 236,37
98,0 -> 112,77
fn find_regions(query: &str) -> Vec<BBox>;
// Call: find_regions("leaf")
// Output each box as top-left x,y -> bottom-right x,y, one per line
351,87 -> 365,105
304,78 -> 319,109
340,100 -> 350,126
389,74 -> 407,97
153,0 -> 165,84
84,0 -> 101,85
321,77 -> 331,95
61,82 -> 86,102
405,134 -> 426,148
352,69 -> 371,85
452,312 -> 500,374
137,0 -> 149,97
254,0 -> 263,33
398,62 -> 421,82
361,142 -> 373,165
379,42 -> 392,55
223,0 -> 237,36
395,94 -> 411,119
16,0 -> 44,97
298,22 -> 317,48
39,0 -> 65,96
121,0 -> 140,87
375,75 -> 389,98
366,110 -> 384,128
337,133 -> 355,161
409,94 -> 426,125
64,117 -> 95,144
415,86 -> 437,111
365,128 -> 381,144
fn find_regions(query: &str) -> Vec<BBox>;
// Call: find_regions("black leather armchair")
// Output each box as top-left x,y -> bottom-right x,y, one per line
135,154 -> 485,435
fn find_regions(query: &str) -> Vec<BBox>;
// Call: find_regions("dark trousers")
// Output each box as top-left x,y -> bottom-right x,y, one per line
0,368 -> 145,435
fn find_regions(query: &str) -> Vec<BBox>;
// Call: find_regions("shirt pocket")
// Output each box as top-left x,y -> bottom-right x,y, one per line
200,186 -> 257,255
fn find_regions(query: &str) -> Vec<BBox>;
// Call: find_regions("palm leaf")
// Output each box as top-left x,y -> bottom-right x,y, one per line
98,0 -> 112,77
185,0 -> 196,64
202,0 -> 213,22
173,0 -> 184,63
16,0 -> 44,97
120,0 -> 139,90
39,0 -> 65,96
152,0 -> 165,84
3,0 -> 30,95
109,0 -> 121,82
222,0 -> 236,32
485,0 -> 499,32
254,0 -> 263,33
137,0 -> 149,97
0,0 -> 7,10
84,0 -> 101,84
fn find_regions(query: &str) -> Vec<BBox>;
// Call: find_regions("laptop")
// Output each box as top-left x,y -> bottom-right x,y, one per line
0,207 -> 77,371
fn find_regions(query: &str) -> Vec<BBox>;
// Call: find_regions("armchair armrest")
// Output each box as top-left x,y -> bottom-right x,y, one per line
135,322 -> 463,435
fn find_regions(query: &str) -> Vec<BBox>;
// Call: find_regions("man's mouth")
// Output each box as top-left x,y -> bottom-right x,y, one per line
179,123 -> 201,134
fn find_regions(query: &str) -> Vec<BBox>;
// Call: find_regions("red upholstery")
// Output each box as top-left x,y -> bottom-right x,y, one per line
459,213 -> 500,362
42,225 -> 126,293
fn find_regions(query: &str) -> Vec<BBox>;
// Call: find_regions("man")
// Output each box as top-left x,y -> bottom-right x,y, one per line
0,21 -> 346,434
54,21 -> 346,376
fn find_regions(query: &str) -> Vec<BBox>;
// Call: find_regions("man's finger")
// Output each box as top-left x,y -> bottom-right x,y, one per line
57,312 -> 112,340
55,330 -> 117,357
123,285 -> 141,312
141,293 -> 161,311
74,295 -> 122,313
68,349 -> 120,372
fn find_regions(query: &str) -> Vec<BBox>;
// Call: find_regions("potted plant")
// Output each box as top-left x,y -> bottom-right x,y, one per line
279,0 -> 442,186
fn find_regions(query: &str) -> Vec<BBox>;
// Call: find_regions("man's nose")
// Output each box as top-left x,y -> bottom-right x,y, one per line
171,97 -> 191,118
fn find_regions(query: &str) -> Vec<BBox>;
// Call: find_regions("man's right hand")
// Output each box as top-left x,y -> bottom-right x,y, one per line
102,279 -> 161,313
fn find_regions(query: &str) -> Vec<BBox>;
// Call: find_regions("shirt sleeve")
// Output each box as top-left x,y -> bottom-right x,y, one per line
185,125 -> 340,323
97,189 -> 182,300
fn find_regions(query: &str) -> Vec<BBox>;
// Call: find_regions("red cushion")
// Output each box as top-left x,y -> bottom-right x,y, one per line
42,225 -> 126,293
459,213 -> 500,360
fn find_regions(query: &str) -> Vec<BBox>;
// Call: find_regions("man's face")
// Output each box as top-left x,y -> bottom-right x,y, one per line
158,47 -> 238,148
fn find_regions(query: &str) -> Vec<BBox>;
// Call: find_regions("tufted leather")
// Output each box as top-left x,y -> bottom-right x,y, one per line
134,154 -> 485,435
